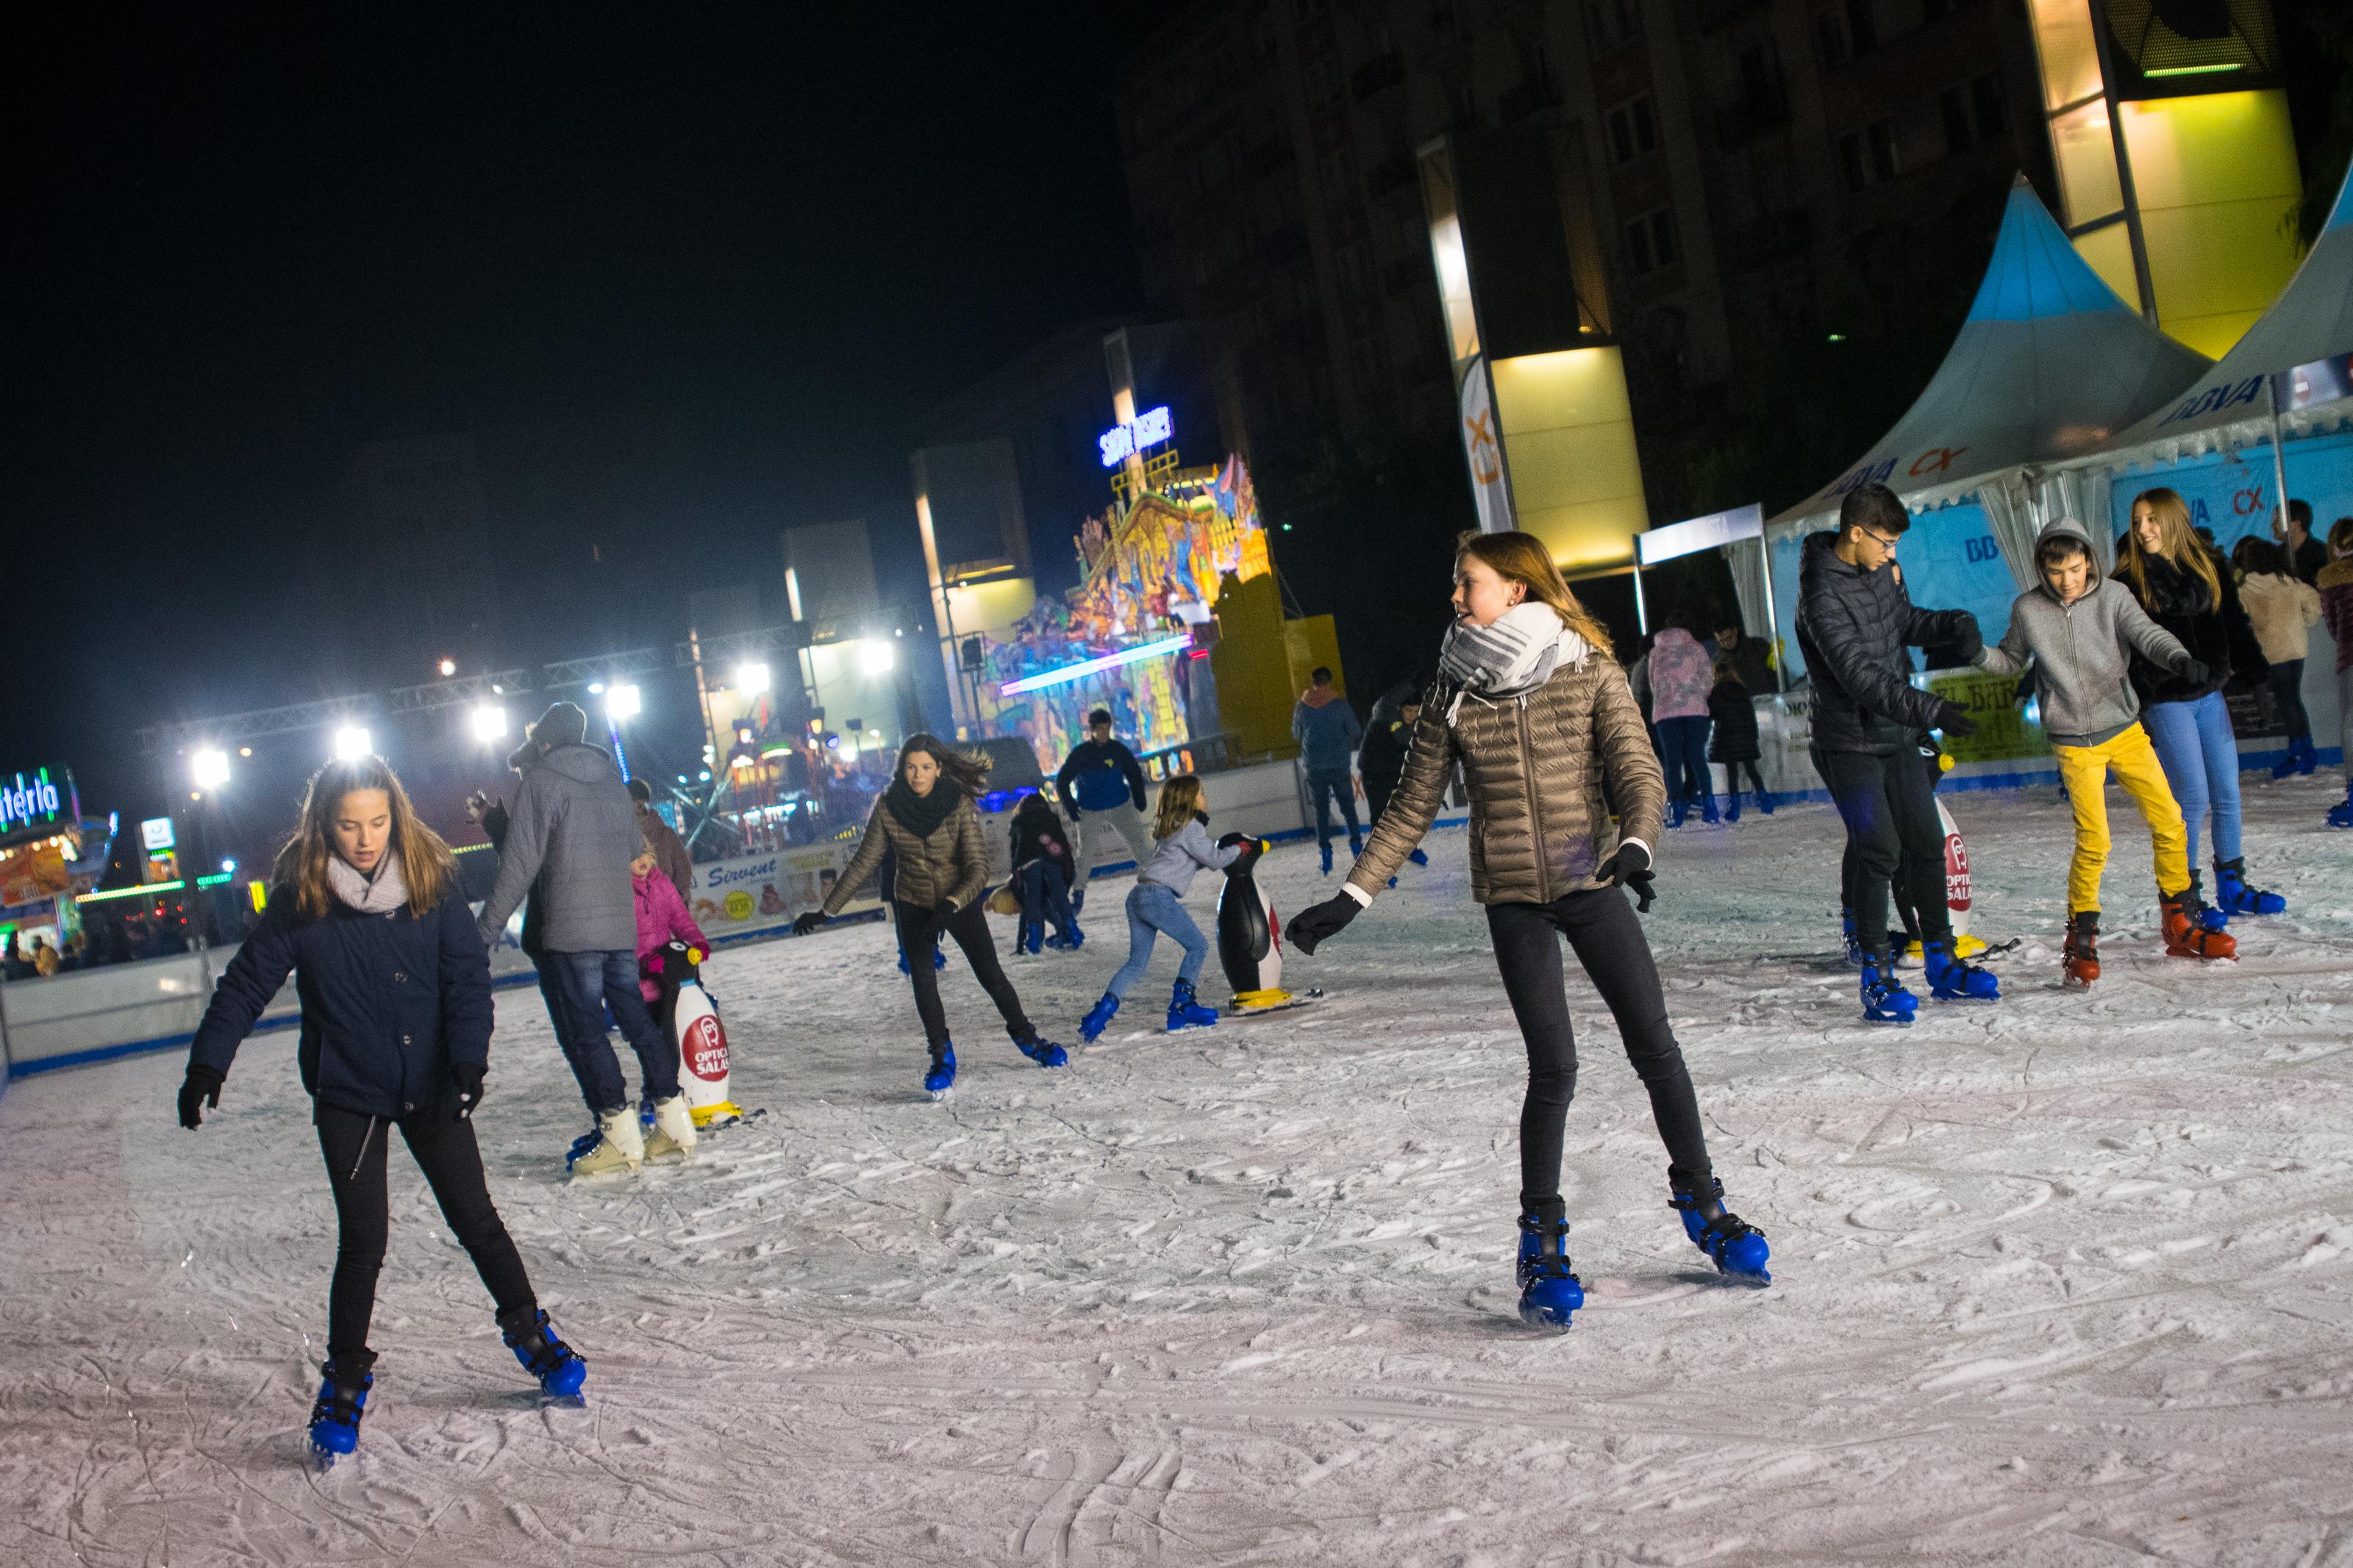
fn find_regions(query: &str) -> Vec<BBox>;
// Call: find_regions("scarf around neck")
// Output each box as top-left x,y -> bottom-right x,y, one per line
327,850 -> 408,915
884,778 -> 961,840
1435,600 -> 1591,723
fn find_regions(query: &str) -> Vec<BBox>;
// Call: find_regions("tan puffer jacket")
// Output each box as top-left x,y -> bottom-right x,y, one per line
1349,652 -> 1665,905
822,793 -> 989,916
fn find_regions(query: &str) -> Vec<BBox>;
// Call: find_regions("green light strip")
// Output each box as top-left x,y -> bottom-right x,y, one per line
2145,62 -> 2242,76
195,873 -> 233,887
78,881 -> 185,903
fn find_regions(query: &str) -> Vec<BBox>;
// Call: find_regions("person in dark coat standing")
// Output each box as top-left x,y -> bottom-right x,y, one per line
1356,689 -> 1432,874
178,755 -> 586,1459
1706,661 -> 1771,820
1796,482 -> 1995,1021
1007,791 -> 1082,953
1293,666 -> 1364,873
2118,486 -> 2284,918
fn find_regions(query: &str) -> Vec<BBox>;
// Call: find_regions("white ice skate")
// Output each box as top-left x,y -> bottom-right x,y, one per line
571,1106 -> 644,1179
642,1093 -> 699,1163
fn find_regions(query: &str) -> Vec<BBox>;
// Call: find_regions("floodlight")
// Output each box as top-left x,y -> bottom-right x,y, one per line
472,704 -> 509,742
607,684 -> 642,719
333,726 -> 373,762
438,657 -> 457,677
859,640 -> 896,676
736,661 -> 771,695
191,748 -> 231,790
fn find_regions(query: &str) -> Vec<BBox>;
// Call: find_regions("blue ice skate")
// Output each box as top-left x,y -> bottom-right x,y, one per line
1670,1176 -> 1771,1283
1166,978 -> 1218,1032
1015,1032 -> 1069,1067
1922,939 -> 1999,1001
499,1306 -> 588,1399
1407,848 -> 1429,866
1515,1213 -> 1585,1330
924,1043 -> 957,1097
2332,784 -> 2353,830
2184,870 -> 2230,931
1319,843 -> 1334,876
307,1355 -> 374,1463
1079,994 -> 1119,1042
2212,859 -> 2284,917
1860,960 -> 1917,1025
1840,910 -> 1863,966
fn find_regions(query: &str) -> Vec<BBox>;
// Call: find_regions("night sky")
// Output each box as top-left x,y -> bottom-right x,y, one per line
4,5 -> 1157,820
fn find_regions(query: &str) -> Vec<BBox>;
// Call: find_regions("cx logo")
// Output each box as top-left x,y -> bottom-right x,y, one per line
1910,445 -> 1968,476
2232,487 -> 2268,515
1464,408 -> 1502,483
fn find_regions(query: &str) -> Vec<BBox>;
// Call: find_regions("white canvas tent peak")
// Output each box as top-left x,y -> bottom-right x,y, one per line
2086,159 -> 2353,458
1767,176 -> 2211,534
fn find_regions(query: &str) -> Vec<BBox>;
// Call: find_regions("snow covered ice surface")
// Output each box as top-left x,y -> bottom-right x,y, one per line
4,781 -> 2353,1568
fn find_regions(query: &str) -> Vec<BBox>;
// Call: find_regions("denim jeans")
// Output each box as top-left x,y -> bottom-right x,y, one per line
2140,690 -> 2243,865
1655,715 -> 1713,806
1018,862 -> 1075,942
1306,768 -> 1360,848
546,948 -> 679,1114
1105,882 -> 1210,999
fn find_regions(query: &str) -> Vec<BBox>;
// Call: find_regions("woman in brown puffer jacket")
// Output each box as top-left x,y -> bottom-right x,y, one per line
793,735 -> 1066,1094
1286,531 -> 1768,1328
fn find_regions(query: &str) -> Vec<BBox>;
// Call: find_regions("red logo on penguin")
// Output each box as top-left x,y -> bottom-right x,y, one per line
685,1013 -> 729,1081
1944,831 -> 1972,913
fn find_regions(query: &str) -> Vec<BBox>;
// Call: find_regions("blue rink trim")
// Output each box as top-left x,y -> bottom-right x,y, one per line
1759,747 -> 2343,808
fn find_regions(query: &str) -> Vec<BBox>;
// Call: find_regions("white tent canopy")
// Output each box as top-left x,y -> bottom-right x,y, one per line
2066,161 -> 2353,464
1765,176 -> 2210,551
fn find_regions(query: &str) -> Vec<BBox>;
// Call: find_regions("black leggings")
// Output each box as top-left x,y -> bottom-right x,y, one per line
1818,748 -> 1950,962
316,1100 -> 535,1361
1485,887 -> 1713,1216
1721,759 -> 1767,795
895,899 -> 1033,1050
2268,658 -> 2310,740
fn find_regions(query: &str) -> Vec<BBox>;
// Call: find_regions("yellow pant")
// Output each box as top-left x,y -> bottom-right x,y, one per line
2054,723 -> 2188,913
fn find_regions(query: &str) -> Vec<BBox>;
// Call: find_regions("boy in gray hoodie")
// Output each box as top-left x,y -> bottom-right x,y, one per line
1974,516 -> 2230,981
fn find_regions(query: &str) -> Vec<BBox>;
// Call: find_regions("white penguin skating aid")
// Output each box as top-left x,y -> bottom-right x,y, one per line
1215,837 -> 1321,1017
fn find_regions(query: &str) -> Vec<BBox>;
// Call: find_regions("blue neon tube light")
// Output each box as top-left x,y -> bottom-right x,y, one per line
999,634 -> 1193,697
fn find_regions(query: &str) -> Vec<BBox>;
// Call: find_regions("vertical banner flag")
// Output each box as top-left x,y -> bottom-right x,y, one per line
1459,354 -> 1513,534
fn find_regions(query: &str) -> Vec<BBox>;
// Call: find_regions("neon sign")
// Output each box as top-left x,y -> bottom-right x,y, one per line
0,769 -> 65,834
999,634 -> 1193,696
1098,405 -> 1174,468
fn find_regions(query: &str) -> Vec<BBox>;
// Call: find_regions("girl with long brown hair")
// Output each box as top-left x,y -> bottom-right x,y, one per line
179,754 -> 585,1463
794,734 -> 1067,1094
1075,772 -> 1252,1040
1285,530 -> 1769,1330
2117,487 -> 2285,920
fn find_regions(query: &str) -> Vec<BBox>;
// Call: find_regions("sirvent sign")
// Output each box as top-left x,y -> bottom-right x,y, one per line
0,768 -> 66,834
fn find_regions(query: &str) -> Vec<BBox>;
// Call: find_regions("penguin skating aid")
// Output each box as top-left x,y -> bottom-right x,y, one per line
1214,837 -> 1321,1017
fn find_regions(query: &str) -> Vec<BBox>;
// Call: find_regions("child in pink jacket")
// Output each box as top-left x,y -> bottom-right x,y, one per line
632,839 -> 711,1006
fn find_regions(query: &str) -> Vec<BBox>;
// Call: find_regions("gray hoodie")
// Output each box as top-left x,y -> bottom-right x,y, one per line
1976,516 -> 2190,748
1138,817 -> 1243,898
475,742 -> 642,952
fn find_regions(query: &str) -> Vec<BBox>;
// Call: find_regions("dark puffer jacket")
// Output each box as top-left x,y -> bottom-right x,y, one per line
1707,679 -> 1762,762
189,885 -> 493,1121
2115,550 -> 2265,706
823,791 -> 989,915
1796,530 -> 1977,756
1348,649 -> 1665,905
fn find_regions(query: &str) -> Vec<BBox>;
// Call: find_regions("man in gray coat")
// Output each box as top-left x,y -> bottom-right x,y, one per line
476,701 -> 680,1126
1293,666 -> 1363,873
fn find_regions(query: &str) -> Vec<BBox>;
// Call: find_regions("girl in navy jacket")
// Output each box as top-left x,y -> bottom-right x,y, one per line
179,756 -> 586,1460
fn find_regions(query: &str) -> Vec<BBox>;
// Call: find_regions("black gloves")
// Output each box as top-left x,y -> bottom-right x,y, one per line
1933,700 -> 1979,737
1596,841 -> 1657,913
2171,652 -> 2211,686
792,910 -> 829,937
1287,894 -> 1360,955
178,1064 -> 224,1130
452,1062 -> 485,1122
1216,830 -> 1251,848
1951,615 -> 1985,665
933,899 -> 962,924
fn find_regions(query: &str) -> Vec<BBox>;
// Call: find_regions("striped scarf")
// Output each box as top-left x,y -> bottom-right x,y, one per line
1434,601 -> 1590,724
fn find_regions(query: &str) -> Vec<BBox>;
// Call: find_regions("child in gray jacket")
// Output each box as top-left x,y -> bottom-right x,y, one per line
1975,516 -> 2229,981
1076,773 -> 1254,1040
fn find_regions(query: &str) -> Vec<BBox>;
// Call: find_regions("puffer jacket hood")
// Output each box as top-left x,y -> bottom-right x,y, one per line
1349,651 -> 1663,905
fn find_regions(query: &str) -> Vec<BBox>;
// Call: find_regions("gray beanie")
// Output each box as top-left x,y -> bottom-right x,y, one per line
532,701 -> 589,750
